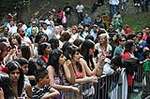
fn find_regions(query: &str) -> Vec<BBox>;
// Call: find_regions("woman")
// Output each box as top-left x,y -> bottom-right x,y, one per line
0,42 -> 11,73
62,42 -> 98,84
95,33 -> 112,59
20,44 -> 31,60
6,60 -> 32,98
8,33 -> 23,59
47,48 -> 80,99
0,73 -> 15,99
80,39 -> 96,70
80,39 -> 104,76
27,42 -> 51,86
121,40 -> 137,97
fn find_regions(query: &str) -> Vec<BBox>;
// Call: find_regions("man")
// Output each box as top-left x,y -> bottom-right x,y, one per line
109,0 -> 120,18
76,2 -> 84,24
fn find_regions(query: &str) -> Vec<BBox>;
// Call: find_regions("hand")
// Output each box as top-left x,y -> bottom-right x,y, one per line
87,76 -> 98,83
70,86 -> 80,94
0,88 -> 4,99
97,54 -> 105,65
91,76 -> 98,83
8,48 -> 16,56
65,60 -> 72,66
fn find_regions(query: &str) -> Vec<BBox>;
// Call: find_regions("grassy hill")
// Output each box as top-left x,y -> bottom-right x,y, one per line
1,0 -> 148,32
31,0 -> 149,31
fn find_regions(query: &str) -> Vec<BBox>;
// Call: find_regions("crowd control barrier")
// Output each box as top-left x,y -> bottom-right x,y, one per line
65,68 -> 128,99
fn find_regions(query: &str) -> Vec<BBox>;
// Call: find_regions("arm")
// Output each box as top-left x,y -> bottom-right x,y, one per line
80,58 -> 103,76
75,76 -> 98,84
27,75 -> 35,81
41,87 -> 60,99
47,66 -> 79,93
0,88 -> 4,99
63,60 -> 75,84
80,58 -> 93,76
25,84 -> 32,98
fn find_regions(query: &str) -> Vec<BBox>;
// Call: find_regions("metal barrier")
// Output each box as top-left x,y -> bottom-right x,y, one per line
65,64 -> 143,99
64,69 -> 126,99
135,63 -> 143,82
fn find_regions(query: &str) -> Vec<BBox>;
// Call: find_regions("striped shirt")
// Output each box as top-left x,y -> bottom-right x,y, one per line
32,85 -> 51,99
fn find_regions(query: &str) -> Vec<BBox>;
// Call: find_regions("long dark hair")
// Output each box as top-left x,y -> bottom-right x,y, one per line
62,42 -> 83,72
6,61 -> 24,97
124,40 -> 134,53
0,42 -> 11,61
48,49 -> 62,75
0,73 -> 15,99
38,42 -> 50,55
35,33 -> 48,44
20,44 -> 31,60
48,38 -> 59,50
80,39 -> 95,70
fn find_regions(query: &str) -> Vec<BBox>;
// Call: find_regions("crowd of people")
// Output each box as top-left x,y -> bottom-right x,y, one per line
0,0 -> 150,99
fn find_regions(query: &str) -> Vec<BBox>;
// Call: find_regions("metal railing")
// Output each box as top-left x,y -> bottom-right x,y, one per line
64,63 -> 144,99
65,69 -> 126,99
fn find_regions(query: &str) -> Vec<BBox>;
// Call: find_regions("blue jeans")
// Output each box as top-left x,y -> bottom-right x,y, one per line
110,4 -> 119,18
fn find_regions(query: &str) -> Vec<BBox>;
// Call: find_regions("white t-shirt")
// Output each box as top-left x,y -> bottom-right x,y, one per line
7,23 -> 18,34
42,28 -> 54,40
95,43 -> 112,55
109,0 -> 119,5
21,24 -> 27,31
76,4 -> 84,13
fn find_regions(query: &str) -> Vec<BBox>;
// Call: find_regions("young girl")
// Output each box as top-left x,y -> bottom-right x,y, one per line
6,60 -> 31,98
47,47 -> 80,99
32,69 -> 60,99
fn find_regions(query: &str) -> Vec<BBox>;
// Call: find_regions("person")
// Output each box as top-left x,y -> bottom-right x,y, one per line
109,0 -> 120,18
0,73 -> 15,99
20,44 -> 32,60
142,50 -> 150,99
90,24 -> 99,41
0,42 -> 11,73
27,42 -> 51,86
81,13 -> 92,26
111,12 -> 123,32
62,42 -> 99,83
79,39 -> 104,76
63,2 -> 73,17
47,47 -> 80,99
6,60 -> 32,98
32,69 -> 60,99
121,40 -> 137,98
113,37 -> 126,57
95,33 -> 112,59
143,0 -> 149,12
94,15 -> 104,28
25,21 -> 39,38
120,0 -> 128,11
80,39 -> 97,70
0,87 -> 4,99
76,1 -> 84,24
91,2 -> 102,13
6,20 -> 18,35
14,58 -> 32,98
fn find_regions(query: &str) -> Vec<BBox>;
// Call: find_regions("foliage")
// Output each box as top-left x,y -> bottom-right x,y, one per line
123,12 -> 150,32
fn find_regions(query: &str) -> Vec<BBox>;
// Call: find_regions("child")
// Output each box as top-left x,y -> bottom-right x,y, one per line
142,50 -> 150,99
14,58 -> 32,98
32,69 -> 60,99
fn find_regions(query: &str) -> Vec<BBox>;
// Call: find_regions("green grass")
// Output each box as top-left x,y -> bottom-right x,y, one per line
123,12 -> 150,32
